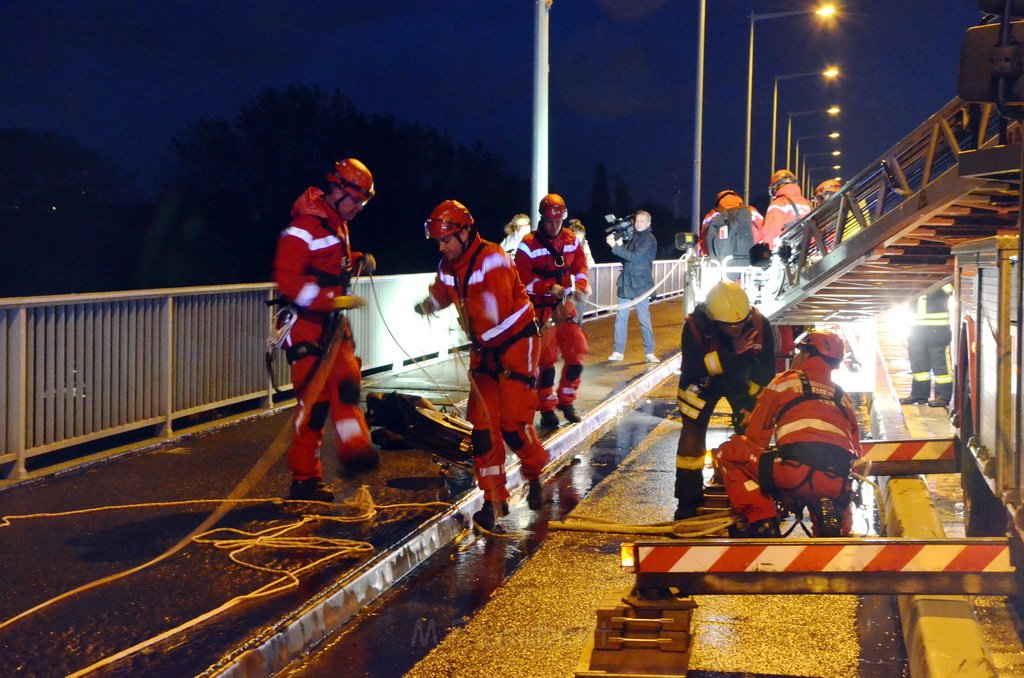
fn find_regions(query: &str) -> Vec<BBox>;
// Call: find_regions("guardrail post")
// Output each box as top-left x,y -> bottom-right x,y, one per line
8,307 -> 27,479
161,296 -> 173,437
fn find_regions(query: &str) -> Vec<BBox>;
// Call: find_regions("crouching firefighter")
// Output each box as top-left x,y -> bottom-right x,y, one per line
714,330 -> 868,537
415,200 -> 550,532
272,158 -> 380,503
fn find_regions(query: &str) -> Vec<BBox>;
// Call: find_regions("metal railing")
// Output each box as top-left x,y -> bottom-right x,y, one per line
1,260 -> 685,478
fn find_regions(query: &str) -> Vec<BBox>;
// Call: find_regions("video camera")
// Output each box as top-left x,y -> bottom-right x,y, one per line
604,213 -> 636,243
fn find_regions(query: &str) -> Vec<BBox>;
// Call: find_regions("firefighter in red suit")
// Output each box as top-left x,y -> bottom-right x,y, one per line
273,158 -> 379,503
762,169 -> 813,246
415,200 -> 549,532
715,330 -> 868,537
514,194 -> 590,429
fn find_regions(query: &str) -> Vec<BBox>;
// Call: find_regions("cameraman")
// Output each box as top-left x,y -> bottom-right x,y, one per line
606,210 -> 658,363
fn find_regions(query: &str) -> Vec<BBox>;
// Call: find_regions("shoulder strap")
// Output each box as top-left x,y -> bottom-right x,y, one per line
774,370 -> 851,424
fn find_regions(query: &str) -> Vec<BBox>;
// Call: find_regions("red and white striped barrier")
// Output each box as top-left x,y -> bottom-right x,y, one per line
636,540 -> 1009,574
862,439 -> 955,463
861,438 -> 956,475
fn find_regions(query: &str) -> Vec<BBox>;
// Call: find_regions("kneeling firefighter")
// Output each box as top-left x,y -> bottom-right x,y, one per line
714,330 -> 868,537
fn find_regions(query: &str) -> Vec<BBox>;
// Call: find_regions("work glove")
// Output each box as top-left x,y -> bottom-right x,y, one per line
550,284 -> 566,300
414,299 -> 436,316
332,295 -> 366,310
575,281 -> 591,296
358,253 -> 376,276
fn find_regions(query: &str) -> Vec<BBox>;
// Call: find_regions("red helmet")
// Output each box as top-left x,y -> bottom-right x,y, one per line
815,179 -> 842,202
327,158 -> 375,205
424,200 -> 474,239
769,169 -> 797,198
796,329 -> 844,362
539,193 -> 567,222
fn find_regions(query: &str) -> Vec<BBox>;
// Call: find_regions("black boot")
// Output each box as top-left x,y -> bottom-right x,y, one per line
473,500 -> 510,533
526,478 -> 544,510
289,478 -> 335,503
539,410 -> 560,429
674,468 -> 705,521
899,395 -> 927,405
558,404 -> 582,424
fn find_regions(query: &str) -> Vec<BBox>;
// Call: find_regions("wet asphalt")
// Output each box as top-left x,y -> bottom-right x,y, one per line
0,300 -> 686,676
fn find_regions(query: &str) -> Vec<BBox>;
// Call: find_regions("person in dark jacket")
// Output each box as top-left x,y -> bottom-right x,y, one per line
606,210 -> 659,363
674,281 -> 777,520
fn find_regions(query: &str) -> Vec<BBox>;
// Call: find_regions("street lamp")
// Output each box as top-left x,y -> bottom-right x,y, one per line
807,165 -> 843,195
771,67 -> 840,178
744,3 -> 838,201
793,134 -> 840,187
786,105 -> 840,168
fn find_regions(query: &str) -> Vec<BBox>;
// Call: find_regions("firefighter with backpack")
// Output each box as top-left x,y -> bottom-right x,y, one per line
698,190 -> 764,280
713,330 -> 868,537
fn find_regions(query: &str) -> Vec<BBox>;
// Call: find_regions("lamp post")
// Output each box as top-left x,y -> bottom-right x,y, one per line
743,3 -> 837,202
771,67 -> 839,178
794,135 -> 840,192
798,148 -> 839,191
692,0 -> 706,235
807,165 -> 843,196
786,105 -> 840,169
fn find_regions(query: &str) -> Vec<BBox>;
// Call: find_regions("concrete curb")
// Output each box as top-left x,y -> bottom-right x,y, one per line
881,476 -> 999,677
208,357 -> 682,677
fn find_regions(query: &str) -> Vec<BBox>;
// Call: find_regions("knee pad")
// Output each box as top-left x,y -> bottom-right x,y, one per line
471,428 -> 493,458
501,428 -> 525,451
308,401 -> 330,431
564,363 -> 583,382
539,366 -> 556,389
337,378 -> 361,405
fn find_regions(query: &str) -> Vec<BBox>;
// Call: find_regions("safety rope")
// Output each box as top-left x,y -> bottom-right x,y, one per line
0,487 -> 451,676
549,509 -> 736,538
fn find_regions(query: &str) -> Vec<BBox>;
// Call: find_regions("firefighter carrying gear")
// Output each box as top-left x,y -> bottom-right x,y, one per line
273,170 -> 378,488
419,202 -> 549,506
763,170 -> 813,245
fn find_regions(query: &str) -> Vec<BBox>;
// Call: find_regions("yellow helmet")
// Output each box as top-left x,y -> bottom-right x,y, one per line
705,281 -> 751,323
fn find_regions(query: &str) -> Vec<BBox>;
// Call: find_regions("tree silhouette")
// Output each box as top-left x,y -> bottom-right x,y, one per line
145,85 -> 530,287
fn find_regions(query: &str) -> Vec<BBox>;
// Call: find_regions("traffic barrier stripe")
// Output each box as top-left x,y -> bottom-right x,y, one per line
636,543 -> 1011,573
862,439 -> 954,462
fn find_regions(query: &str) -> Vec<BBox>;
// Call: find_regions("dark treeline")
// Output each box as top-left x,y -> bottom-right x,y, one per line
0,85 -> 686,298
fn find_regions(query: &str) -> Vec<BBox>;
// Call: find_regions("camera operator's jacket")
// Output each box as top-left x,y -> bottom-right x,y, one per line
515,228 -> 589,323
610,228 -> 656,299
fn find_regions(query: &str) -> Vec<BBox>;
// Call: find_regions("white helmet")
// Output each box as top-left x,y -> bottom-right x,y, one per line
705,281 -> 751,323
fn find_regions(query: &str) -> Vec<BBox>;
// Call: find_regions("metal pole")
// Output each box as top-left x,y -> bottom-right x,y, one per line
786,114 -> 794,169
771,76 -> 779,176
531,0 -> 551,215
691,0 -> 706,233
744,16 -> 754,203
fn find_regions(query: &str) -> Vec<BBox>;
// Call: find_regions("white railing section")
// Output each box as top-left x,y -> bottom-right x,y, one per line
1,260 -> 686,479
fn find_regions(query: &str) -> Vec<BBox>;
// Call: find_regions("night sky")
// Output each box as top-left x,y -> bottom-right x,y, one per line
1,1 -> 981,215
